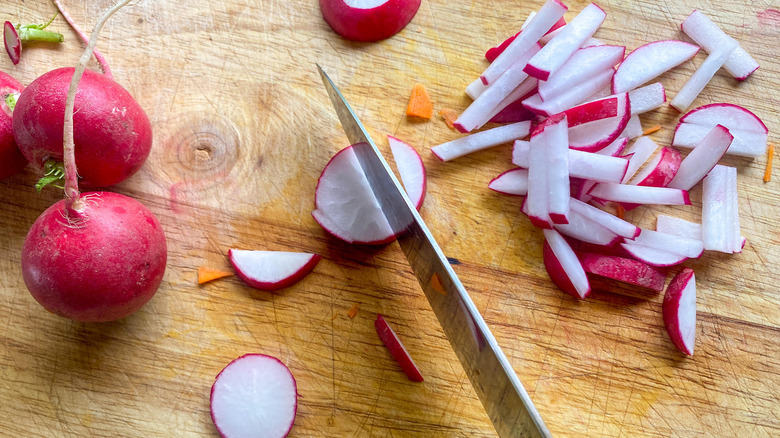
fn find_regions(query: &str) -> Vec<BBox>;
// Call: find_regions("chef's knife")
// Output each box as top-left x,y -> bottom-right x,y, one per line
317,65 -> 551,438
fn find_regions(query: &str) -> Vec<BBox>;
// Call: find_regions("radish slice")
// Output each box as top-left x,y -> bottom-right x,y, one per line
680,103 -> 768,133
702,165 -> 741,253
540,115 -> 570,223
210,354 -> 297,438
619,114 -> 643,139
524,200 -> 620,245
455,45 -> 541,133
313,146 -> 397,245
465,78 -> 487,100
681,10 -> 759,81
319,0 -> 422,42
388,136 -> 426,210
559,96 -> 619,127
543,229 -> 590,298
667,125 -> 732,190
598,137 -> 629,157
524,3 -> 607,81
3,21 -> 20,65
538,45 -> 625,101
622,137 -> 658,183
628,82 -> 666,115
631,229 -> 704,258
522,68 -> 614,117
431,121 -> 531,162
620,242 -> 688,267
488,168 -> 528,195
579,253 -> 666,291
673,123 -> 766,158
484,78 -> 539,123
588,183 -> 691,206
513,140 -> 629,183
375,314 -> 424,381
663,268 -> 696,355
480,0 -> 567,85
569,197 -> 639,239
656,215 -> 702,240
612,40 -> 700,93
539,25 -> 603,47
484,14 -> 565,63
631,147 -> 682,187
670,37 -> 738,112
567,92 -> 630,152
229,250 -> 321,291
526,126 -> 552,228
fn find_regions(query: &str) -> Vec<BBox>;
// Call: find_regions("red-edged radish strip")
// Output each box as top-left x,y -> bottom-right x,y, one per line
524,3 -> 607,81
579,253 -> 666,292
513,140 -> 629,183
656,215 -> 702,240
319,0 -> 422,42
522,68 -> 614,116
523,199 -> 620,245
543,229 -> 591,299
484,78 -> 538,123
569,198 -> 639,239
663,268 -> 696,355
455,45 -> 541,133
210,354 -> 298,438
670,37 -> 738,112
431,121 -> 531,162
667,125 -> 733,190
465,78 -> 487,100
588,183 -> 691,206
388,136 -> 426,210
621,137 -> 658,183
313,146 -> 397,245
619,114 -> 643,139
628,82 -> 666,115
597,137 -> 629,157
620,242 -> 688,267
538,45 -> 625,101
631,229 -> 704,258
567,92 -> 630,152
480,0 -> 567,86
630,147 -> 682,187
485,13 -> 565,63
526,125 -> 552,228
680,103 -> 768,133
488,168 -> 528,196
229,250 -> 321,291
540,114 -> 570,223
612,40 -> 700,93
672,123 -> 766,158
375,314 -> 424,382
558,96 -> 619,127
702,165 -> 741,253
681,10 -> 759,81
542,240 -> 584,299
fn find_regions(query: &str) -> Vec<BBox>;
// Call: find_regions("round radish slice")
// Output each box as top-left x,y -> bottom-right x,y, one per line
679,103 -> 767,134
319,0 -> 421,42
229,250 -> 320,291
388,135 -> 426,210
210,354 -> 298,438
313,145 -> 398,245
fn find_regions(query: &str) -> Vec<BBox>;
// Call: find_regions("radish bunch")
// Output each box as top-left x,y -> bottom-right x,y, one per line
426,1 -> 766,356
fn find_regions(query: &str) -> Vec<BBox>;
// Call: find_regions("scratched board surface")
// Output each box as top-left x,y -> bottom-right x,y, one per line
0,0 -> 778,436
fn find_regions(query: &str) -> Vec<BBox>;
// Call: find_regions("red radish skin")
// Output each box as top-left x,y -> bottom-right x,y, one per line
210,354 -> 298,438
0,71 -> 28,180
632,147 -> 682,187
13,67 -> 153,187
319,0 -> 421,42
375,314 -> 424,382
579,252 -> 666,292
21,192 -> 167,322
228,250 -> 321,291
663,268 -> 696,355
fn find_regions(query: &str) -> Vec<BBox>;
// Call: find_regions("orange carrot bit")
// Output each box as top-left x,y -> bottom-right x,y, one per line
438,108 -> 459,129
430,272 -> 446,295
347,303 -> 360,319
765,143 -> 775,183
406,83 -> 433,119
643,125 -> 661,135
615,204 -> 626,220
331,313 -> 338,321
198,266 -> 233,285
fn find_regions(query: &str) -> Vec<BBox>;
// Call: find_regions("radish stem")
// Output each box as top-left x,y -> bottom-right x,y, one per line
17,13 -> 64,43
63,0 -> 132,211
53,0 -> 114,79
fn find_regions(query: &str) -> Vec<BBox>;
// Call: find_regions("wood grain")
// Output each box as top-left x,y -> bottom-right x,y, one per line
0,0 -> 778,436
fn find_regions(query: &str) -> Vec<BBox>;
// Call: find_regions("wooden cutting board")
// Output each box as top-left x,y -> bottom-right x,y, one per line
0,0 -> 778,436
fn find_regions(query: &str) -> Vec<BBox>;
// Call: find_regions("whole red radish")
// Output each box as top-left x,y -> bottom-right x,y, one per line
319,0 -> 421,42
13,67 -> 152,187
0,71 -> 28,180
22,192 -> 167,322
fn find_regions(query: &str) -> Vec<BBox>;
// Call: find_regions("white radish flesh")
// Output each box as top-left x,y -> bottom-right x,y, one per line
543,228 -> 591,298
663,269 -> 696,355
656,215 -> 702,240
628,82 -> 666,115
667,125 -> 732,190
630,146 -> 682,187
483,78 -> 539,122
673,123 -> 767,158
522,68 -> 614,116
431,121 -> 531,162
681,10 -> 759,80
541,115 -> 570,223
229,250 -> 321,291
631,229 -> 704,258
526,127 -> 551,228
551,209 -> 621,246
524,3 -> 607,81
480,0 -> 567,85
567,92 -> 630,152
702,165 -> 741,253
620,242 -> 688,267
210,354 -> 297,438
670,37 -> 738,112
538,45 -> 625,101
619,114 -> 643,139
598,137 -> 629,157
589,183 -> 690,206
569,197 -> 639,239
622,137 -> 658,183
513,140 -> 628,183
612,40 -> 700,93
488,168 -> 528,196
388,136 -> 426,210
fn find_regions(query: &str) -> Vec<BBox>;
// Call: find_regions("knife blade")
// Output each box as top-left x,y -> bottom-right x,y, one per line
317,65 -> 551,438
